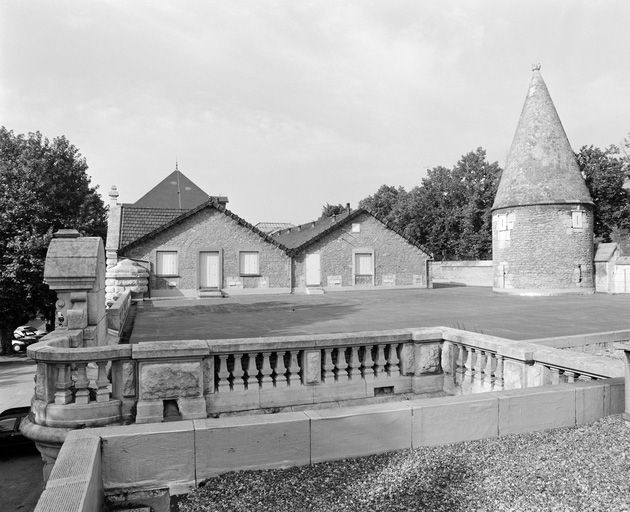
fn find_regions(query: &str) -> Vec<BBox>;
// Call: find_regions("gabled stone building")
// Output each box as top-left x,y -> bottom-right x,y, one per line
106,171 -> 432,297
492,67 -> 594,295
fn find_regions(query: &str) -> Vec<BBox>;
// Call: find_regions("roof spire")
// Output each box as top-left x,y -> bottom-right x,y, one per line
492,68 -> 592,210
531,62 -> 541,72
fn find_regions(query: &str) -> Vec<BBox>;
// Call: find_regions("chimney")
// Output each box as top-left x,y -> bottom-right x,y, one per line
346,202 -> 351,213
108,185 -> 119,207
332,214 -> 337,222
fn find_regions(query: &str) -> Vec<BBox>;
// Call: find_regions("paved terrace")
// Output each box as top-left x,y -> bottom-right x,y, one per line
130,286 -> 630,343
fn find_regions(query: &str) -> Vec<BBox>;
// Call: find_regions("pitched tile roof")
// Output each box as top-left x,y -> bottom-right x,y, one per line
272,208 -> 432,257
133,170 -> 228,209
254,222 -> 296,235
119,206 -> 186,248
118,200 -> 289,252
493,68 -> 593,211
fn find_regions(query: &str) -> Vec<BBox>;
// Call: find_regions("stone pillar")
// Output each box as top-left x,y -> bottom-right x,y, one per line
43,229 -> 107,347
105,185 -> 121,269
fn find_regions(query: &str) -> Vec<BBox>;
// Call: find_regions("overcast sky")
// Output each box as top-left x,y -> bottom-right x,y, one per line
2,1 -> 629,224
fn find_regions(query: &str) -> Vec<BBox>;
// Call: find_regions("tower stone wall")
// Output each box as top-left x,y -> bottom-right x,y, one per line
492,204 -> 594,293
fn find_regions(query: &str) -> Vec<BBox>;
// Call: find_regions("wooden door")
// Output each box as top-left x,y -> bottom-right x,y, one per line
199,252 -> 220,288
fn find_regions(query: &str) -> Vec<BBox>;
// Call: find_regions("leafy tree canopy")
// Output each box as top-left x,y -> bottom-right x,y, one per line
319,203 -> 347,219
357,148 -> 501,260
0,128 -> 107,353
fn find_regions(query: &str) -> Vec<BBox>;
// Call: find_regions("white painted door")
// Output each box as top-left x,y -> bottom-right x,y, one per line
199,252 -> 220,288
614,266 -> 630,293
305,253 -> 321,286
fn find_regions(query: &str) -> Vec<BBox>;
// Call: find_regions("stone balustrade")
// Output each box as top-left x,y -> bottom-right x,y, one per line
25,326 -> 625,430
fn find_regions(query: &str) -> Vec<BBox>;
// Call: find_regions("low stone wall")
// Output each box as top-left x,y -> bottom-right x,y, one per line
429,260 -> 492,287
33,377 -> 625,512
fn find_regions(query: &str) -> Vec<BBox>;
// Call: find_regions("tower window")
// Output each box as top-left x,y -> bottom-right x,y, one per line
571,211 -> 585,229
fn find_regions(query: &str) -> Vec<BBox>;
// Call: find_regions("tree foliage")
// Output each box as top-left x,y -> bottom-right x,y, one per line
358,148 -> 501,260
0,128 -> 107,353
319,203 -> 347,218
576,145 -> 630,241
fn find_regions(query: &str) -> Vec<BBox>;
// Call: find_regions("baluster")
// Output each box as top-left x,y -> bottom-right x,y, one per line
474,350 -> 485,385
464,347 -> 475,383
495,355 -> 504,389
96,361 -> 110,402
232,353 -> 245,391
74,363 -> 90,404
550,367 -> 560,385
455,344 -> 466,385
217,355 -> 230,392
242,353 -> 252,390
565,371 -> 576,383
486,353 -> 496,390
374,345 -> 386,379
54,364 -> 73,405
275,351 -> 288,388
287,350 -> 300,386
362,345 -> 375,380
260,352 -> 273,387
335,348 -> 349,382
348,346 -> 361,379
387,343 -> 400,378
322,348 -> 335,382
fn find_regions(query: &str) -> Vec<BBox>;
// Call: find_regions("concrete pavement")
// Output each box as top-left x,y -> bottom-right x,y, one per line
130,286 -> 630,343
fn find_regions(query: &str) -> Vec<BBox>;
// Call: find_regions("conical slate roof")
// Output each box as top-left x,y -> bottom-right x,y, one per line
492,68 -> 592,210
134,170 -> 215,209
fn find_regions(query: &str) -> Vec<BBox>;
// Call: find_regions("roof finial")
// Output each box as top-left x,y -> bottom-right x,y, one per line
532,62 -> 541,72
175,159 -> 179,172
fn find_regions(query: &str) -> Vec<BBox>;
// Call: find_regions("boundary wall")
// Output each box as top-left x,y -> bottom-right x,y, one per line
35,377 -> 624,512
429,260 -> 493,287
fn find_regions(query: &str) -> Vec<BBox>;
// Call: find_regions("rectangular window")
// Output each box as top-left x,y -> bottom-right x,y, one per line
355,252 -> 373,275
352,223 -> 361,233
239,251 -> 260,276
156,251 -> 178,276
572,211 -> 584,228
506,213 -> 515,230
497,214 -> 507,231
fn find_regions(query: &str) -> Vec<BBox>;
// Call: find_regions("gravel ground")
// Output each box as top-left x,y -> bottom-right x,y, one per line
178,415 -> 630,512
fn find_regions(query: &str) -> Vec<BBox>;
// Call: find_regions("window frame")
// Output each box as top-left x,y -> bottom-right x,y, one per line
351,223 -> 361,233
239,251 -> 260,277
354,252 -> 374,276
572,210 -> 585,229
155,250 -> 179,277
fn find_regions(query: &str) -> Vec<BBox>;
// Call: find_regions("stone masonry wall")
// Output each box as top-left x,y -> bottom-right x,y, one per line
492,204 -> 594,293
122,208 -> 291,292
292,212 -> 430,289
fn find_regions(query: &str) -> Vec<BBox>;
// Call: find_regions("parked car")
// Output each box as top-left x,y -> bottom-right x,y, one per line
12,325 -> 46,353
0,407 -> 34,451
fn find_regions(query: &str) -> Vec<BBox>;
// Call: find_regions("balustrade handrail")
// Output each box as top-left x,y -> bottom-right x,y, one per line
28,330 -> 131,363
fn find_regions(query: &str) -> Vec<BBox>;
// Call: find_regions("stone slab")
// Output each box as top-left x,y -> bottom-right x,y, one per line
575,382 -> 605,425
306,402 -> 412,463
99,421 -> 195,492
411,394 -> 499,446
498,386 -> 576,436
194,413 -> 310,478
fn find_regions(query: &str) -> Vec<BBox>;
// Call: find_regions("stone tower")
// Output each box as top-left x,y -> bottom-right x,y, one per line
492,66 -> 594,295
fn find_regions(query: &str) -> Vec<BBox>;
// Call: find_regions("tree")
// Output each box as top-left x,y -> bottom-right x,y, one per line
366,148 -> 502,260
319,203 -> 347,219
576,145 -> 630,241
0,128 -> 107,354
359,185 -> 408,223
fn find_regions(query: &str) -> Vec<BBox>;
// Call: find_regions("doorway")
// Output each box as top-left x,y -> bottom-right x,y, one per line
199,251 -> 221,289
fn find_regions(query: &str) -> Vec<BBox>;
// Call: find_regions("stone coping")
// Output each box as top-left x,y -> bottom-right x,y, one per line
526,329 -> 630,348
